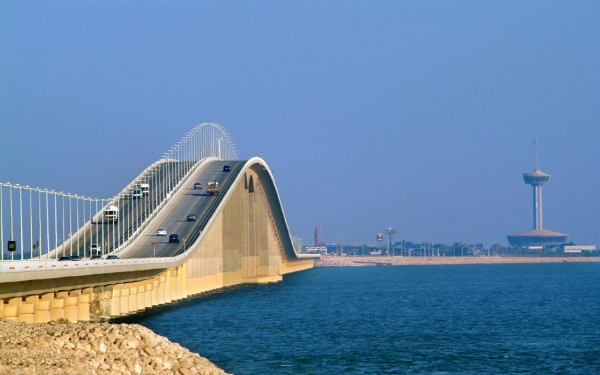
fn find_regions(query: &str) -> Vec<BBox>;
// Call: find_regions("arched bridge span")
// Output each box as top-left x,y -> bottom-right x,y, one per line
0,124 -> 317,323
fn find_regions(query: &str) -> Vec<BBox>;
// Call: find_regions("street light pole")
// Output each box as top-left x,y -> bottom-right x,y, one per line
385,227 -> 397,257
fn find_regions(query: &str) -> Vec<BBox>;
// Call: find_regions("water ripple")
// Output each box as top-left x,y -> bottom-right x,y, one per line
116,263 -> 600,374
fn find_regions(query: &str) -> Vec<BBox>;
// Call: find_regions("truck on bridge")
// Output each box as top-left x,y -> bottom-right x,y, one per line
104,205 -> 119,222
207,181 -> 219,196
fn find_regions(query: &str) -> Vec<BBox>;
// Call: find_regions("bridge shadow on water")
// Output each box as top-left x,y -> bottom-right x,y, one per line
110,283 -> 261,324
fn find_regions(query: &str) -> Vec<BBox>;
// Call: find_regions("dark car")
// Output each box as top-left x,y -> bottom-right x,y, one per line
193,182 -> 202,189
187,214 -> 196,221
58,256 -> 71,261
70,255 -> 81,261
223,165 -> 231,172
106,254 -> 119,259
169,234 -> 180,243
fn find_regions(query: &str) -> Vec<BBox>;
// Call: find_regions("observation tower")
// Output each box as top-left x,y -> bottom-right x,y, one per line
507,139 -> 569,248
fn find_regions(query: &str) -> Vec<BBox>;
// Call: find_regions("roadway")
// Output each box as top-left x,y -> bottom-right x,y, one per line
56,159 -> 243,260
56,160 -> 187,258
125,160 -> 244,258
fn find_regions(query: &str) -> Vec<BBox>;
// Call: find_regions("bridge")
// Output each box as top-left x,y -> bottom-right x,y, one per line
0,123 -> 318,323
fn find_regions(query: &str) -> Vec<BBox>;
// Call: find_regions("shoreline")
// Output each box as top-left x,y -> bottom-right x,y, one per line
315,255 -> 600,267
0,319 -> 230,375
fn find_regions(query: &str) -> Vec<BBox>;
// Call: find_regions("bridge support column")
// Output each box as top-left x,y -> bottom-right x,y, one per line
21,295 -> 40,323
128,283 -> 138,312
25,295 -> 39,312
186,259 -> 194,295
195,260 -> 203,295
8,297 -> 22,309
64,295 -> 78,323
136,283 -> 145,311
50,297 -> 65,321
175,266 -> 182,300
90,286 -> 109,320
171,268 -> 179,301
197,260 -> 204,295
110,285 -> 121,317
120,284 -> 130,315
41,293 -> 54,302
4,297 -> 22,321
152,278 -> 160,306
34,299 -> 51,323
17,302 -> 34,323
90,288 -> 101,321
56,291 -> 68,299
164,271 -> 172,303
180,263 -> 191,298
77,293 -> 91,322
158,275 -> 166,304
1,304 -> 18,321
144,280 -> 153,308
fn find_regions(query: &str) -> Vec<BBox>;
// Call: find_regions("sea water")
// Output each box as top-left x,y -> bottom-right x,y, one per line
116,264 -> 600,374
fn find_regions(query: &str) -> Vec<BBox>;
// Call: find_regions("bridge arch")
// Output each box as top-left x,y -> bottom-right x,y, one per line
0,125 -> 318,322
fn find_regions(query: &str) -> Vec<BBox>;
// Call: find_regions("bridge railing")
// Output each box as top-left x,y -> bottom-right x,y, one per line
1,123 -> 239,262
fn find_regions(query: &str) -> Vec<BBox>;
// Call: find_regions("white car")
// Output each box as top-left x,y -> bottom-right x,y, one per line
157,228 -> 167,236
90,244 -> 101,256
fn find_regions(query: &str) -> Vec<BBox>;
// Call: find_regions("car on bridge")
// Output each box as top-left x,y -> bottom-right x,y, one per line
187,214 -> 196,221
57,255 -> 88,261
157,228 -> 167,236
106,254 -> 118,259
193,182 -> 202,189
169,234 -> 180,243
223,165 -> 231,172
90,243 -> 101,255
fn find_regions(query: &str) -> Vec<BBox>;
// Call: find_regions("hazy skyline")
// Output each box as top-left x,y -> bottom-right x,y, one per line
1,2 -> 599,247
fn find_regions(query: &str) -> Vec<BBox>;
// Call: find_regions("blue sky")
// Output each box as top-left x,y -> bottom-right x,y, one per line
1,1 -> 599,247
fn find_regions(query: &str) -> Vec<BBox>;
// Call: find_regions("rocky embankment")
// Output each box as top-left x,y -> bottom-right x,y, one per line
315,255 -> 600,267
0,318 -> 229,375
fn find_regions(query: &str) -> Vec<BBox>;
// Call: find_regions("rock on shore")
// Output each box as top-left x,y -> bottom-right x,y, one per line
0,318 -> 230,375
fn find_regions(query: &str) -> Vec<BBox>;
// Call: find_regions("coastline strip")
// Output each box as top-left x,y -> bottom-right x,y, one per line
315,256 -> 600,267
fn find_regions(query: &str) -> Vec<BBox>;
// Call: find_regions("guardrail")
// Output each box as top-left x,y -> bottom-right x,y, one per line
1,123 -> 240,262
1,157 -> 318,286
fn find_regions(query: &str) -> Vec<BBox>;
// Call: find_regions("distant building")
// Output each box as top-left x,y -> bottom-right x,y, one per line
305,246 -> 327,254
507,140 -> 569,248
563,245 -> 596,253
314,227 -> 325,246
